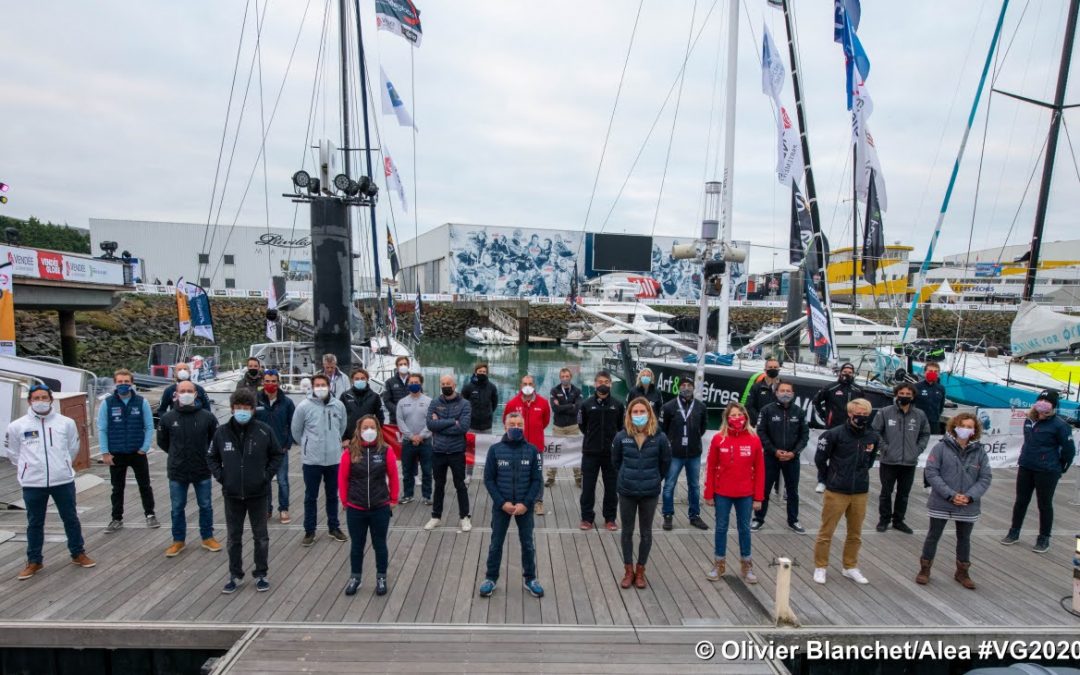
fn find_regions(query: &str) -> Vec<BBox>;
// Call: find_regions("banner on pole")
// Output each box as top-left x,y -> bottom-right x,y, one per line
0,263 -> 14,356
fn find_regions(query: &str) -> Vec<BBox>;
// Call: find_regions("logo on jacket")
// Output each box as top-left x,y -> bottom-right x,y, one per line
23,430 -> 39,439
223,442 -> 234,453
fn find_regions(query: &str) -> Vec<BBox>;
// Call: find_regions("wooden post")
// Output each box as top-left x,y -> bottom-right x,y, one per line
517,302 -> 529,346
773,557 -> 800,627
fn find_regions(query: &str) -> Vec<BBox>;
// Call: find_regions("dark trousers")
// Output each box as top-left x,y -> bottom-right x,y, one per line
400,439 -> 433,500
266,449 -> 290,514
756,455 -> 800,525
345,505 -> 391,577
580,453 -> 617,524
431,452 -> 470,519
224,495 -> 269,579
1009,467 -> 1061,538
921,517 -> 974,562
619,495 -> 658,565
23,482 -> 84,564
878,464 -> 917,525
109,452 -> 155,520
485,507 -> 537,582
302,464 -> 340,535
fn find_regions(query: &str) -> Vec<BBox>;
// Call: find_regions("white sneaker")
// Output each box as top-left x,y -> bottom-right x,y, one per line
842,567 -> 869,584
815,482 -> 826,494
813,567 -> 827,584
423,518 -> 441,531
460,517 -> 473,533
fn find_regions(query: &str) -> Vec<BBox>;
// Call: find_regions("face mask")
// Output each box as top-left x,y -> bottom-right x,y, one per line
263,383 -> 279,395
475,373 -> 488,384
765,368 -> 780,379
679,388 -> 694,401
360,428 -> 378,443
640,376 -> 652,386
233,410 -> 253,425
353,379 -> 368,391
116,384 -> 133,396
1033,401 -> 1053,415
397,365 -> 410,375
521,385 -> 535,396
954,427 -> 975,441
776,392 -> 795,404
441,386 -> 454,397
560,378 -> 571,387
925,370 -> 939,383
178,392 -> 197,406
176,370 -> 190,381
31,401 -> 51,415
850,414 -> 870,429
507,428 -> 524,442
896,396 -> 913,406
596,384 -> 611,396
631,414 -> 649,427
728,417 -> 747,432
408,383 -> 422,394
247,368 -> 260,378
313,387 -> 329,400
839,373 -> 854,384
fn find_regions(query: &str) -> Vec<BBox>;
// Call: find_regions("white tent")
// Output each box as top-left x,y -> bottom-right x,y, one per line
932,279 -> 959,303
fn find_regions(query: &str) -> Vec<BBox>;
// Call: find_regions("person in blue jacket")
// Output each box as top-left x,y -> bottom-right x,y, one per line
478,411 -> 545,599
1001,390 -> 1076,553
98,369 -> 158,533
157,362 -> 212,418
255,370 -> 296,524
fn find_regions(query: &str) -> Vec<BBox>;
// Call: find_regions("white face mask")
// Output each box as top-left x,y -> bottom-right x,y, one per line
521,385 -> 535,396
313,387 -> 329,400
177,392 -> 197,406
31,401 -> 52,415
360,428 -> 378,443
176,369 -> 190,381
397,365 -> 410,375
954,427 -> 975,441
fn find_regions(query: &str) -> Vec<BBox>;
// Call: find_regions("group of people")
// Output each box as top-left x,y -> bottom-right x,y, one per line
3,354 -> 1074,604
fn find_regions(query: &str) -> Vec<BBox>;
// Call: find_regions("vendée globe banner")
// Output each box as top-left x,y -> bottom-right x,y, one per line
0,245 -> 126,286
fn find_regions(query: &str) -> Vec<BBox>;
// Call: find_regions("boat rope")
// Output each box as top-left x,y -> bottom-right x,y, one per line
993,128 -> 1049,265
256,0 -> 272,279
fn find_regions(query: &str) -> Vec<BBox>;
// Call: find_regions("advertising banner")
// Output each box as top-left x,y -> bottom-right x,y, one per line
0,263 -> 14,356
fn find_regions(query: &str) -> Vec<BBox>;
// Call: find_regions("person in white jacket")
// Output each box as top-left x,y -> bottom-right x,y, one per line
291,374 -> 349,547
3,384 -> 96,580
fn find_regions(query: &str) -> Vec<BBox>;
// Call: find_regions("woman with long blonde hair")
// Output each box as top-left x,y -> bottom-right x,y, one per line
611,397 -> 671,590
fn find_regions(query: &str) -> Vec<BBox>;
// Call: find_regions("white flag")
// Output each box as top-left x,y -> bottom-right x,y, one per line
380,66 -> 417,130
852,84 -> 887,211
776,106 -> 804,186
383,149 -> 408,213
761,24 -> 785,103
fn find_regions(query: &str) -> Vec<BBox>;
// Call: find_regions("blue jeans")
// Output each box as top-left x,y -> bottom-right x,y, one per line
266,449 -> 290,513
302,464 -> 340,535
713,495 -> 753,559
662,455 -> 701,518
346,505 -> 392,576
400,439 -> 433,499
169,479 -> 214,542
24,482 -> 84,564
485,507 -> 536,582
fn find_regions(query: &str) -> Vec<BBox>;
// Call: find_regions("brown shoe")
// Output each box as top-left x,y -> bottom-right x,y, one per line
954,561 -> 975,590
544,468 -> 557,488
71,553 -> 96,568
202,537 -> 223,552
705,558 -> 726,581
17,563 -> 43,580
915,558 -> 932,585
634,564 -> 647,589
280,511 -> 291,524
534,501 -> 545,516
620,564 -> 635,589
604,521 -> 619,532
573,467 -> 582,488
579,520 -> 594,531
740,559 -> 758,585
164,541 -> 185,558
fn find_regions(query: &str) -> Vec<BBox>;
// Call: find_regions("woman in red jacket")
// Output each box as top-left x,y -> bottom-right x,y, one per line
704,402 -> 765,584
338,415 -> 399,597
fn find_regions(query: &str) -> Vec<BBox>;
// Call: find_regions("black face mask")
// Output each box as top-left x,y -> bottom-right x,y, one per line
840,373 -> 854,384
679,389 -> 694,401
247,368 -> 260,378
765,368 -> 780,379
474,373 -> 488,384
896,396 -> 913,407
441,386 -> 455,397
595,384 -> 611,396
850,414 -> 869,429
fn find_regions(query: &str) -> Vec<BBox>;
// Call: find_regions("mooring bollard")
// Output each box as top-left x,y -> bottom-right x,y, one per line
773,557 -> 800,627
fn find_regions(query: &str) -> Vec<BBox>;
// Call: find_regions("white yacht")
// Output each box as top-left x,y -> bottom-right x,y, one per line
565,302 -> 684,349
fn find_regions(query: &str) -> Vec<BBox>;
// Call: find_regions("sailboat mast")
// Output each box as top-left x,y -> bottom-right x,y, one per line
1022,0 -> 1079,301
716,0 -> 739,354
338,0 -> 353,177
354,0 -> 382,296
852,144 -> 858,308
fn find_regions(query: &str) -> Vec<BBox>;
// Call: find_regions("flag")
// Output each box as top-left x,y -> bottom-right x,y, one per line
568,262 -> 579,314
176,276 -> 192,337
0,262 -> 15,356
804,272 -> 833,361
178,279 -> 215,342
852,96 -> 888,211
761,24 -> 785,103
761,26 -> 803,186
862,170 -> 885,285
790,182 -> 816,271
383,150 -> 408,213
387,226 -> 401,278
266,278 -> 277,340
838,8 -> 870,110
376,0 -> 423,46
833,0 -> 861,43
386,286 -> 397,334
412,292 -> 423,342
380,66 -> 417,130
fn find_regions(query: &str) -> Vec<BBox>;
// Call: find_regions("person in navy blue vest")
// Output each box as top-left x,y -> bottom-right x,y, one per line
97,369 -> 158,533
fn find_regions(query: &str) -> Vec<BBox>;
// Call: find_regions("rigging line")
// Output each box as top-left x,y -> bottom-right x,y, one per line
994,127 -> 1050,263
256,0 -> 272,279
597,0 -> 722,234
650,0 -> 698,236
1060,118 -> 1080,189
410,44 -> 419,248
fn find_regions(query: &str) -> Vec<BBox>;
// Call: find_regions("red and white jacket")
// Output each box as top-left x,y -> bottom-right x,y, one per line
502,392 -> 551,452
704,429 -> 765,501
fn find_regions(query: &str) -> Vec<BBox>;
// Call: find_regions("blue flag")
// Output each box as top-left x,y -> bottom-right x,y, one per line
833,0 -> 861,43
804,274 -> 832,362
839,8 -> 870,110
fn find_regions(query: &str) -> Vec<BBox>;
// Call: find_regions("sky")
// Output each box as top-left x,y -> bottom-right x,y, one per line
2,0 -> 1079,276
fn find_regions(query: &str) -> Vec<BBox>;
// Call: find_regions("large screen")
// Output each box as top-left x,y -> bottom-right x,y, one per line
591,233 -> 653,272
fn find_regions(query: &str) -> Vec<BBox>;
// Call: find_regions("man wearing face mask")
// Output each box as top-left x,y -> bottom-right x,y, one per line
425,374 -> 473,532
396,373 -> 433,505
340,368 -> 385,443
745,358 -> 782,427
626,368 -> 663,419
810,363 -> 864,493
382,356 -> 413,426
99,369 -> 158,533
291,374 -> 349,547
503,375 -> 552,515
235,357 -> 264,393
157,363 -> 211,418
659,380 -> 708,531
461,363 -> 499,434
578,371 -> 625,531
319,354 -> 350,399
5,385 -> 95,580
550,368 -> 583,488
915,361 -> 947,434
871,383 -> 930,534
255,370 -> 296,524
208,389 -> 283,594
1001,390 -> 1076,553
158,380 -> 221,557
812,398 -> 879,586
753,380 -> 810,534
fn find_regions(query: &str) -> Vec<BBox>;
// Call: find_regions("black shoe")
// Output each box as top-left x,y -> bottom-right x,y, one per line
750,520 -> 764,532
789,522 -> 806,534
344,576 -> 361,596
1033,536 -> 1050,554
892,521 -> 914,534
689,516 -> 709,531
255,577 -> 270,592
375,575 -> 388,596
875,521 -> 888,533
328,529 -> 348,543
222,577 -> 240,594
662,515 -> 673,531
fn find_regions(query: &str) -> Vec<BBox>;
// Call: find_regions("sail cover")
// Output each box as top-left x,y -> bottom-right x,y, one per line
1010,301 -> 1080,357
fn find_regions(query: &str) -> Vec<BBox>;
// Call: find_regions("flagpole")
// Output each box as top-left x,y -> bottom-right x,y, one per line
851,142 -> 858,310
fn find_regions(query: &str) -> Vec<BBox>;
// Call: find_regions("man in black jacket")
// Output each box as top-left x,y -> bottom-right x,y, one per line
549,368 -> 583,487
207,389 -> 283,595
461,363 -> 499,433
915,361 -> 947,433
753,381 -> 810,534
659,380 -> 708,531
578,371 -> 625,531
812,398 -> 879,586
234,357 -> 263,393
157,380 -> 221,557
810,363 -> 864,492
382,356 -> 413,425
340,368 -> 384,441
745,358 -> 782,426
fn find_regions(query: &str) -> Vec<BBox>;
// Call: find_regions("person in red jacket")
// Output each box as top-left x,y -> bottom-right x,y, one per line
703,402 -> 765,584
503,374 -> 552,516
338,415 -> 399,598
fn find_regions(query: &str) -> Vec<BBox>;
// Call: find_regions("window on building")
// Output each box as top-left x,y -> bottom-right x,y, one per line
224,255 -> 235,266
198,253 -> 210,265
199,277 -> 211,288
225,278 -> 236,289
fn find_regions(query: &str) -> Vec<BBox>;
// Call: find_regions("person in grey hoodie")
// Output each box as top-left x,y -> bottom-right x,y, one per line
916,412 -> 991,589
424,374 -> 472,532
291,374 -> 349,547
396,373 -> 433,505
871,383 -> 930,534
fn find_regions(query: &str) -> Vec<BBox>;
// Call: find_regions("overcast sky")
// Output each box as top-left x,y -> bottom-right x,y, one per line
3,0 -> 1079,275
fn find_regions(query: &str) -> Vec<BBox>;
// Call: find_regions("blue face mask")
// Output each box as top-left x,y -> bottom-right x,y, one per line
507,428 -> 524,442
640,376 -> 652,386
116,384 -> 132,396
407,383 -> 422,394
233,410 -> 253,425
631,414 -> 649,427
353,379 -> 368,391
